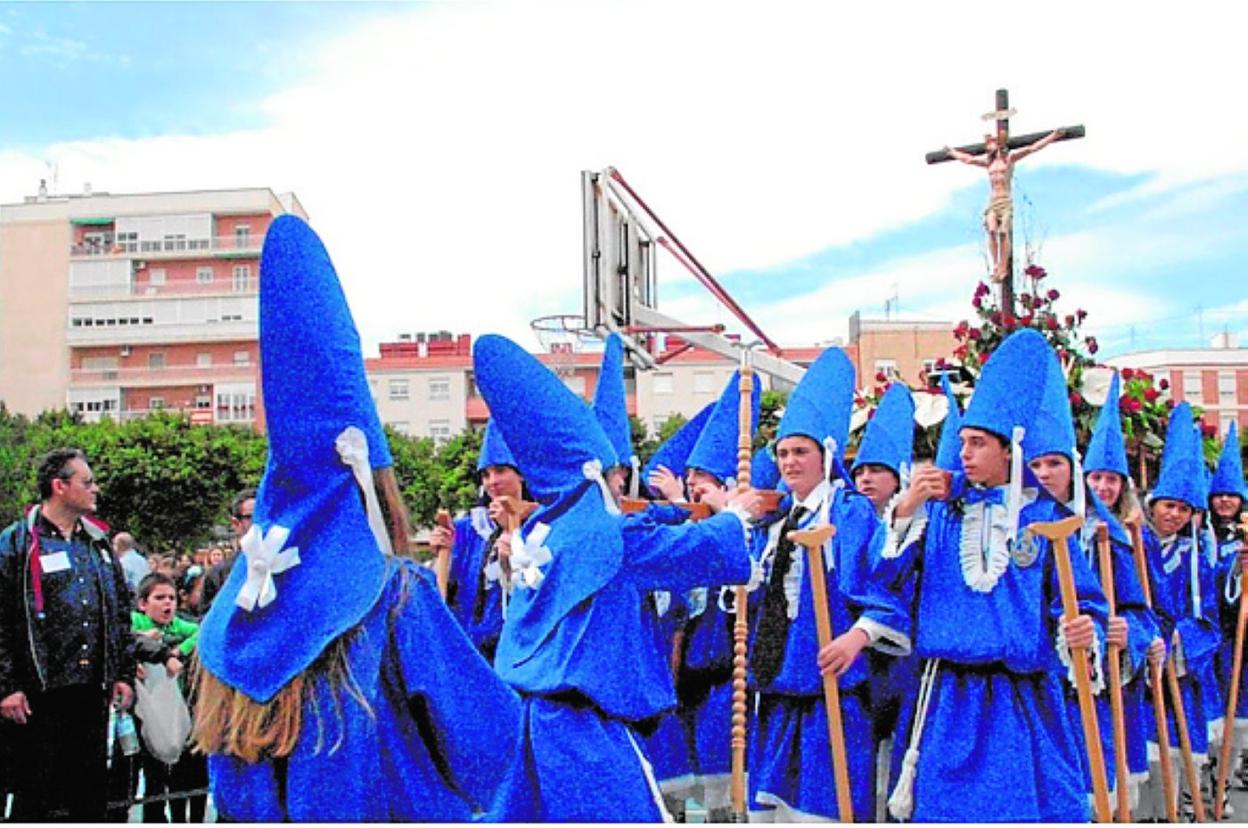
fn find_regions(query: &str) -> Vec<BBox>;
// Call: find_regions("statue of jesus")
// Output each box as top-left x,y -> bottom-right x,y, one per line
946,128 -> 1065,282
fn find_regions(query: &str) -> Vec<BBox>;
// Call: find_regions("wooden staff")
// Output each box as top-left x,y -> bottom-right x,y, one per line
621,490 -> 784,519
1029,515 -> 1113,823
789,524 -> 853,822
729,354 -> 754,822
1213,513 -> 1248,819
1095,522 -> 1132,822
1125,512 -> 1179,823
1165,648 -> 1207,822
432,508 -> 453,600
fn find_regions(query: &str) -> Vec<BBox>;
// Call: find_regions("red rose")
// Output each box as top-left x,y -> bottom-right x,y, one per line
1122,367 -> 1135,380
1144,388 -> 1159,402
875,371 -> 887,383
1047,289 -> 1060,301
1032,296 -> 1045,310
975,282 -> 990,298
1003,315 -> 1016,329
1064,314 -> 1075,327
968,328 -> 982,341
978,351 -> 990,364
1087,337 -> 1099,354
1166,399 -> 1175,409
1069,390 -> 1084,407
991,311 -> 1003,325
935,357 -> 947,369
1128,398 -> 1142,413
972,296 -> 983,310
1019,293 -> 1032,306
1076,309 -> 1088,321
1025,264 -> 1047,279
1045,316 -> 1059,330
1202,422 -> 1217,438
1159,378 -> 1169,390
1020,314 -> 1034,327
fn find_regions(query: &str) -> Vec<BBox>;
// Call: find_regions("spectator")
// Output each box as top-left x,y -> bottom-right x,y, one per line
131,572 -> 206,823
197,489 -> 254,610
113,531 -> 148,593
0,447 -> 135,821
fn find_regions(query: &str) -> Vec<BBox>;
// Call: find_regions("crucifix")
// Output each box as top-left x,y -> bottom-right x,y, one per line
927,89 -> 1085,314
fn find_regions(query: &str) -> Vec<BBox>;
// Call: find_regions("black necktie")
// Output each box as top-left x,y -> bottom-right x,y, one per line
472,526 -> 503,623
752,505 -> 809,687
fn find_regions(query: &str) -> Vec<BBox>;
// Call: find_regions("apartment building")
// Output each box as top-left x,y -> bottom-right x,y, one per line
0,185 -> 306,428
1107,335 -> 1248,432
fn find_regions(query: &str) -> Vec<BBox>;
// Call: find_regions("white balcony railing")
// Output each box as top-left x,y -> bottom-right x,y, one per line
70,362 -> 256,388
68,280 -> 257,302
71,234 -> 262,258
67,318 -> 257,346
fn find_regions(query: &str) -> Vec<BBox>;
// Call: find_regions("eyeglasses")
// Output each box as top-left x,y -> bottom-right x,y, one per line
235,512 -> 254,521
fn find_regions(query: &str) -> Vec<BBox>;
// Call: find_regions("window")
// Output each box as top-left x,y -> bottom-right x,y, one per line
694,371 -> 715,394
195,395 -> 212,409
234,226 -> 252,248
149,268 -> 166,286
1219,372 -> 1237,406
428,377 -> 451,401
390,421 -> 412,435
653,373 -> 674,395
149,397 -> 166,410
389,379 -> 410,400
196,266 -> 214,285
232,264 -> 251,292
148,352 -> 166,369
216,386 -> 256,423
116,231 -> 138,253
428,419 -> 452,441
233,351 -> 250,367
197,352 -> 212,368
163,234 -> 188,252
1183,371 -> 1203,403
875,359 -> 899,380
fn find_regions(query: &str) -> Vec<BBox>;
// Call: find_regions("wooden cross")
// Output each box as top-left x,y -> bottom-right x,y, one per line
926,89 -> 1085,315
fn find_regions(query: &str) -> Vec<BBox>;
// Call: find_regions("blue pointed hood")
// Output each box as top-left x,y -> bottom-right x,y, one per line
853,383 -> 915,480
477,418 -> 519,473
1151,402 -> 1204,509
473,333 -> 624,675
1084,372 -> 1129,479
200,215 -> 392,703
641,404 -> 713,496
935,372 -> 964,472
686,371 -> 761,486
1022,348 -> 1076,465
592,333 -> 635,471
962,329 -> 1052,444
776,348 -> 855,466
1211,421 -> 1246,499
751,445 -> 781,490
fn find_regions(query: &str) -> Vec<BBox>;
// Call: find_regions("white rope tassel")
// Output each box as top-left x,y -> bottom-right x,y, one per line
629,454 -> 641,499
583,459 -> 622,516
1006,426 -> 1026,543
1190,519 -> 1201,619
1072,452 -> 1086,524
823,437 -> 838,484
335,426 -> 393,556
888,658 -> 941,821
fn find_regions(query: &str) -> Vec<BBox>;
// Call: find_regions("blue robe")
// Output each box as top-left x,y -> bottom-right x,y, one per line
748,481 -> 910,821
878,477 -> 1109,823
1214,528 -> 1248,727
445,507 -> 505,662
489,496 -> 752,822
206,559 -> 522,822
639,589 -> 697,798
1142,524 -> 1222,762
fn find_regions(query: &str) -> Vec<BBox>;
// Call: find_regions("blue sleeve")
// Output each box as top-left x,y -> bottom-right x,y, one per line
392,564 -> 521,811
643,502 -> 696,525
1177,536 -> 1222,667
834,495 -> 911,651
620,510 -> 752,592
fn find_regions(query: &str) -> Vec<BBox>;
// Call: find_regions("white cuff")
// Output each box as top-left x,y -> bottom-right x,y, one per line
1055,623 -> 1106,696
881,492 -> 926,560
854,617 -> 911,657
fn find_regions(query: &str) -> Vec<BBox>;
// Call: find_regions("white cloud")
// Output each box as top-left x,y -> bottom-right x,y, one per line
1,0 -> 1245,355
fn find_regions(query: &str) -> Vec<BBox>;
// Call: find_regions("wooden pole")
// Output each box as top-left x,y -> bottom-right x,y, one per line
1096,523 -> 1132,822
432,508 -> 453,600
1029,515 -> 1113,823
1166,655 -> 1207,822
729,353 -> 754,822
1214,514 -> 1248,819
1125,513 -> 1179,823
789,525 -> 853,823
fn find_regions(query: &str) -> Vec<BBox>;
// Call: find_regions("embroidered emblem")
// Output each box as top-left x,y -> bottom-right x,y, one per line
1011,532 -> 1040,568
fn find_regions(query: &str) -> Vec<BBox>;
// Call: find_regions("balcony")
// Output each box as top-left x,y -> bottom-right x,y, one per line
70,362 -> 257,389
67,318 -> 257,347
70,234 -> 262,259
69,280 -> 258,302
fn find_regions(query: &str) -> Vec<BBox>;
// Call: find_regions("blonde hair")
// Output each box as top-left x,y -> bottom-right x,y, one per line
192,466 -> 412,763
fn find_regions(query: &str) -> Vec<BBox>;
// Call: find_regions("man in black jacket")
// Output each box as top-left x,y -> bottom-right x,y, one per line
0,448 -> 135,821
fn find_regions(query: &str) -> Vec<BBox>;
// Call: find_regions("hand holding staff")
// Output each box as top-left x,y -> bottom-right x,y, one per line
790,524 -> 853,823
1096,522 -> 1132,822
432,509 -> 453,600
1028,515 -> 1112,823
1213,513 -> 1248,820
496,495 -> 538,591
1125,511 -> 1179,823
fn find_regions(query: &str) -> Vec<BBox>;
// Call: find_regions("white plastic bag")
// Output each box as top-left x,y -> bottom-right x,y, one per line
133,663 -> 192,765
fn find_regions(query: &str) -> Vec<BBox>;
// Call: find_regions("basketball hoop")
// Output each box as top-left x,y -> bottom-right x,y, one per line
530,313 -> 596,378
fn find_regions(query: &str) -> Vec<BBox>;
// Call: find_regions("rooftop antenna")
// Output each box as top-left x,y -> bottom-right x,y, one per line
883,282 -> 900,320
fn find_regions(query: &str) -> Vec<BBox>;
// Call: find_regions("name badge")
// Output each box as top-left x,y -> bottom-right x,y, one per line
40,551 -> 72,574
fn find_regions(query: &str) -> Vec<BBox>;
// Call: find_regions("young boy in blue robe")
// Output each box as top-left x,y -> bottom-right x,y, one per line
193,216 -> 522,821
749,348 -> 911,822
877,328 -> 1108,823
474,333 -> 762,822
1135,402 -> 1223,819
1025,359 -> 1160,812
1081,370 -> 1165,811
434,419 -> 522,663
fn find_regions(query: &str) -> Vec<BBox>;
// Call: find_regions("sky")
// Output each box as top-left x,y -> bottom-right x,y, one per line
1,0 -> 1245,361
